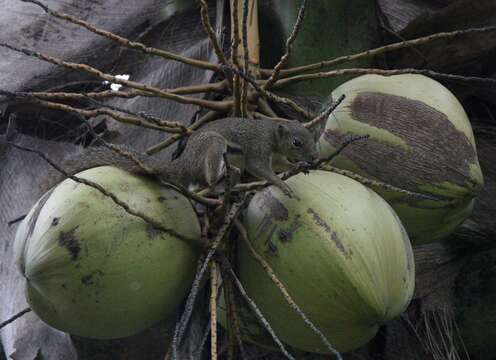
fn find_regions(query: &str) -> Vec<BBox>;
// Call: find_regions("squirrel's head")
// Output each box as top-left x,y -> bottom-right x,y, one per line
275,121 -> 319,163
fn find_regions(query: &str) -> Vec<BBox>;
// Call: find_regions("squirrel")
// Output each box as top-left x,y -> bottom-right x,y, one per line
42,117 -> 319,197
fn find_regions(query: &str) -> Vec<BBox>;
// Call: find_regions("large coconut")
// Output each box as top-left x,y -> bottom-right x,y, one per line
319,74 -> 484,244
14,166 -> 200,339
237,171 -> 414,354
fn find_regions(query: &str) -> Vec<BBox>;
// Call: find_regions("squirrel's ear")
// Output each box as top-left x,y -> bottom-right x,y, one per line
277,123 -> 290,139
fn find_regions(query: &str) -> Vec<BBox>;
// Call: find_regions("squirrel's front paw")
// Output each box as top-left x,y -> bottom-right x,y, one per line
293,161 -> 312,175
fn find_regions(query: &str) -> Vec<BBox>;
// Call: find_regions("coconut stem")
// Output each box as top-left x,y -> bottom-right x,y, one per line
20,0 -> 221,73
0,308 -> 32,329
304,94 -> 346,129
171,201 -> 243,360
320,165 -> 441,201
260,24 -> 496,78
224,277 -> 247,359
263,0 -> 307,90
222,65 -> 313,119
270,67 -> 496,89
210,261 -> 219,360
218,254 -> 297,360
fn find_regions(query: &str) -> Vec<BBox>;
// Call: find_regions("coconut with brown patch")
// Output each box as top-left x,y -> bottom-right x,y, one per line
14,166 -> 200,339
233,171 -> 414,353
319,74 -> 484,244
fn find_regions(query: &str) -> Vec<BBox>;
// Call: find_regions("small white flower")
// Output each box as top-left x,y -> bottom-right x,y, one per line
102,74 -> 130,91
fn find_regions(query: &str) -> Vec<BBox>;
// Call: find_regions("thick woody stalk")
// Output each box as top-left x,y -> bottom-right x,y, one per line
171,202 -> 243,360
241,0 -> 250,116
233,0 -> 260,116
231,0 -> 242,116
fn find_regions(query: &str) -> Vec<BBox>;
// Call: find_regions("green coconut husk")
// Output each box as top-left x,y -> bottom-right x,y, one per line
230,171 -> 414,354
319,74 -> 484,244
14,166 -> 201,339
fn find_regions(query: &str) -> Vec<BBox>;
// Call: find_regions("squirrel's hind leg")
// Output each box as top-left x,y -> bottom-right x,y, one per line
202,132 -> 229,187
202,133 -> 242,198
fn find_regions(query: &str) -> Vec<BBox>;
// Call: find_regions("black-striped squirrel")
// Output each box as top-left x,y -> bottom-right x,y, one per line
44,117 -> 319,197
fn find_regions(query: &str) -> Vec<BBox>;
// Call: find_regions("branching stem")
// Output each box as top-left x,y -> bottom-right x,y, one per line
20,0 -> 221,72
260,25 -> 496,78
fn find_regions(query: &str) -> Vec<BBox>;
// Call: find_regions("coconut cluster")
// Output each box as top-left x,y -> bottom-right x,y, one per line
14,75 -> 482,354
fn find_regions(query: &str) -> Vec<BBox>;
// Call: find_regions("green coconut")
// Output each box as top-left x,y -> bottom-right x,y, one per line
14,166 -> 200,339
319,74 -> 484,244
236,171 -> 414,354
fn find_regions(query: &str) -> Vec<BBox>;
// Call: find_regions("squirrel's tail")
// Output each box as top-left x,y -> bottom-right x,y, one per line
40,145 -> 155,194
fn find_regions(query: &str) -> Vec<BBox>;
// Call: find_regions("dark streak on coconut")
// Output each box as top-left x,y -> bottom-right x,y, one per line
258,190 -> 289,221
81,270 -> 104,287
278,214 -> 302,242
256,216 -> 273,240
81,274 -> 94,286
324,92 -> 480,195
146,224 -> 159,240
51,217 -> 60,226
307,208 -> 346,255
58,227 -> 81,261
265,239 -> 279,257
254,190 -> 290,241
262,223 -> 279,257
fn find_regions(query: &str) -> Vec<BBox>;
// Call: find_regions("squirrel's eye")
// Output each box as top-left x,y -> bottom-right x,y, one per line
292,138 -> 302,147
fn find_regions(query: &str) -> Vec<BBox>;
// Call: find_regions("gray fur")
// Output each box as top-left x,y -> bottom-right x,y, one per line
196,118 -> 318,196
43,117 -> 318,196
